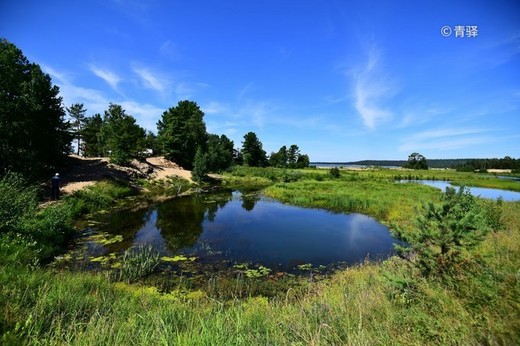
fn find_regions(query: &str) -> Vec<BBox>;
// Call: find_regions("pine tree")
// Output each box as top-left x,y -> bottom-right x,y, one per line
66,103 -> 87,156
99,104 -> 146,165
0,39 -> 72,178
157,100 -> 207,169
392,187 -> 490,276
191,147 -> 208,182
241,132 -> 267,167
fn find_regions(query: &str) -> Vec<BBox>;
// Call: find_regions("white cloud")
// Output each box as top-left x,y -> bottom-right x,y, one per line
43,64 -> 163,133
399,127 -> 491,153
43,64 -> 109,114
399,106 -> 453,128
132,66 -> 167,93
203,101 -> 230,115
119,100 -> 164,133
159,40 -> 180,61
349,46 -> 397,130
88,64 -> 121,92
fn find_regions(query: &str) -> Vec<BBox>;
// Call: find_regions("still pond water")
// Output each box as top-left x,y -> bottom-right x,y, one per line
403,180 -> 520,201
74,191 -> 397,273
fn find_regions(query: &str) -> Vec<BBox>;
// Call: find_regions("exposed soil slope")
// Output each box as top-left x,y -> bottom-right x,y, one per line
58,155 -> 192,195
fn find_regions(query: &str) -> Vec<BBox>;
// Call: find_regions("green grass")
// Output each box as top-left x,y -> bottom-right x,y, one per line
1,167 -> 519,344
264,178 -> 442,229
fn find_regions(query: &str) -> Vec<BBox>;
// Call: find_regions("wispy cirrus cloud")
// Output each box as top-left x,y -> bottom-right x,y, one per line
399,105 -> 453,128
203,101 -> 231,115
43,65 -> 109,114
88,64 -> 122,92
132,65 -> 167,93
349,46 -> 397,130
43,64 -> 163,132
399,127 -> 492,153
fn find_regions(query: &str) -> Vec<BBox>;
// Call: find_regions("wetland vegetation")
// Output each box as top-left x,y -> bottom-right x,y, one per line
1,166 -> 519,345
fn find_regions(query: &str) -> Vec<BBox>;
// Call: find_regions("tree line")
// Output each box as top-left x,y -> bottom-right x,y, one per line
0,39 -> 310,182
455,157 -> 520,172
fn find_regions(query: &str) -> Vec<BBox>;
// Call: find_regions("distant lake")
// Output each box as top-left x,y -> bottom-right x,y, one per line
311,163 -> 401,169
400,180 -> 520,201
71,190 -> 399,273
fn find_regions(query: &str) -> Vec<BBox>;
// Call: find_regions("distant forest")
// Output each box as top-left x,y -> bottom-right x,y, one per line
313,157 -> 520,171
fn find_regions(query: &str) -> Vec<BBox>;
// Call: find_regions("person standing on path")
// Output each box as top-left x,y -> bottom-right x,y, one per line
51,173 -> 61,200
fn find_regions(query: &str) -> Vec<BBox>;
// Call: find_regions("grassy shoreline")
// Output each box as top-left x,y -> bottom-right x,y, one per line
1,168 -> 519,345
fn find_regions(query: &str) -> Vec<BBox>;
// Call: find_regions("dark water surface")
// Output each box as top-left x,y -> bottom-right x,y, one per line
75,191 -> 398,273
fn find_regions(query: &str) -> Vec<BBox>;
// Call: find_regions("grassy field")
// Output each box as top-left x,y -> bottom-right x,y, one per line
1,168 -> 519,345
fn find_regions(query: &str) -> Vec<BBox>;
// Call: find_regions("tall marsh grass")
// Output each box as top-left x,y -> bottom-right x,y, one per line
112,244 -> 160,283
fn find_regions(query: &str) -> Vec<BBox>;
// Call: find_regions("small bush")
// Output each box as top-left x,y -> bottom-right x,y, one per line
0,172 -> 38,233
67,181 -> 134,215
329,167 -> 340,178
392,187 -> 490,277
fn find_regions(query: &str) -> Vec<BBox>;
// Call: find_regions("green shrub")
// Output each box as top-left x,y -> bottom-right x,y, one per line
392,187 -> 490,277
329,167 -> 340,178
0,172 -> 38,233
66,180 -> 134,215
0,233 -> 41,266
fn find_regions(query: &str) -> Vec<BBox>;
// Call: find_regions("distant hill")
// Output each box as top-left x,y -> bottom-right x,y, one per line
312,159 -> 478,169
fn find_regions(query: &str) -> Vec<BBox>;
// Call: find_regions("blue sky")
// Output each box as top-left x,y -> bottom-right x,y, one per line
1,0 -> 519,161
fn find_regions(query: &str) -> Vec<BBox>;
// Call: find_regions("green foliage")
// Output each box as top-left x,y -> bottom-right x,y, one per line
81,113 -> 103,157
144,130 -> 160,156
98,104 -> 146,165
0,170 -> 519,344
112,245 -> 160,283
191,147 -> 209,182
269,144 -> 310,168
0,172 -> 38,233
206,134 -> 234,172
456,156 -> 520,171
67,180 -> 135,215
269,145 -> 288,167
392,187 -> 490,276
21,203 -> 74,260
66,103 -> 87,156
295,153 -> 310,168
139,176 -> 191,197
241,132 -> 268,167
480,197 -> 504,232
404,152 -> 428,170
0,39 -> 72,179
329,167 -> 340,178
157,100 -> 207,169
287,144 -> 300,168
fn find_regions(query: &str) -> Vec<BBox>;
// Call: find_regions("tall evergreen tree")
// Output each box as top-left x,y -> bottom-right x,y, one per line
269,145 -> 288,167
296,154 -> 310,168
99,104 -> 146,165
66,103 -> 87,156
0,39 -> 72,178
241,132 -> 268,167
287,144 -> 300,168
81,113 -> 103,157
157,100 -> 207,169
191,147 -> 209,182
206,134 -> 234,172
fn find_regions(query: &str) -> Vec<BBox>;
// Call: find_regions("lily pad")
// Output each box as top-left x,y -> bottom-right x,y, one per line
90,253 -> 117,264
87,233 -> 124,245
161,255 -> 197,262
